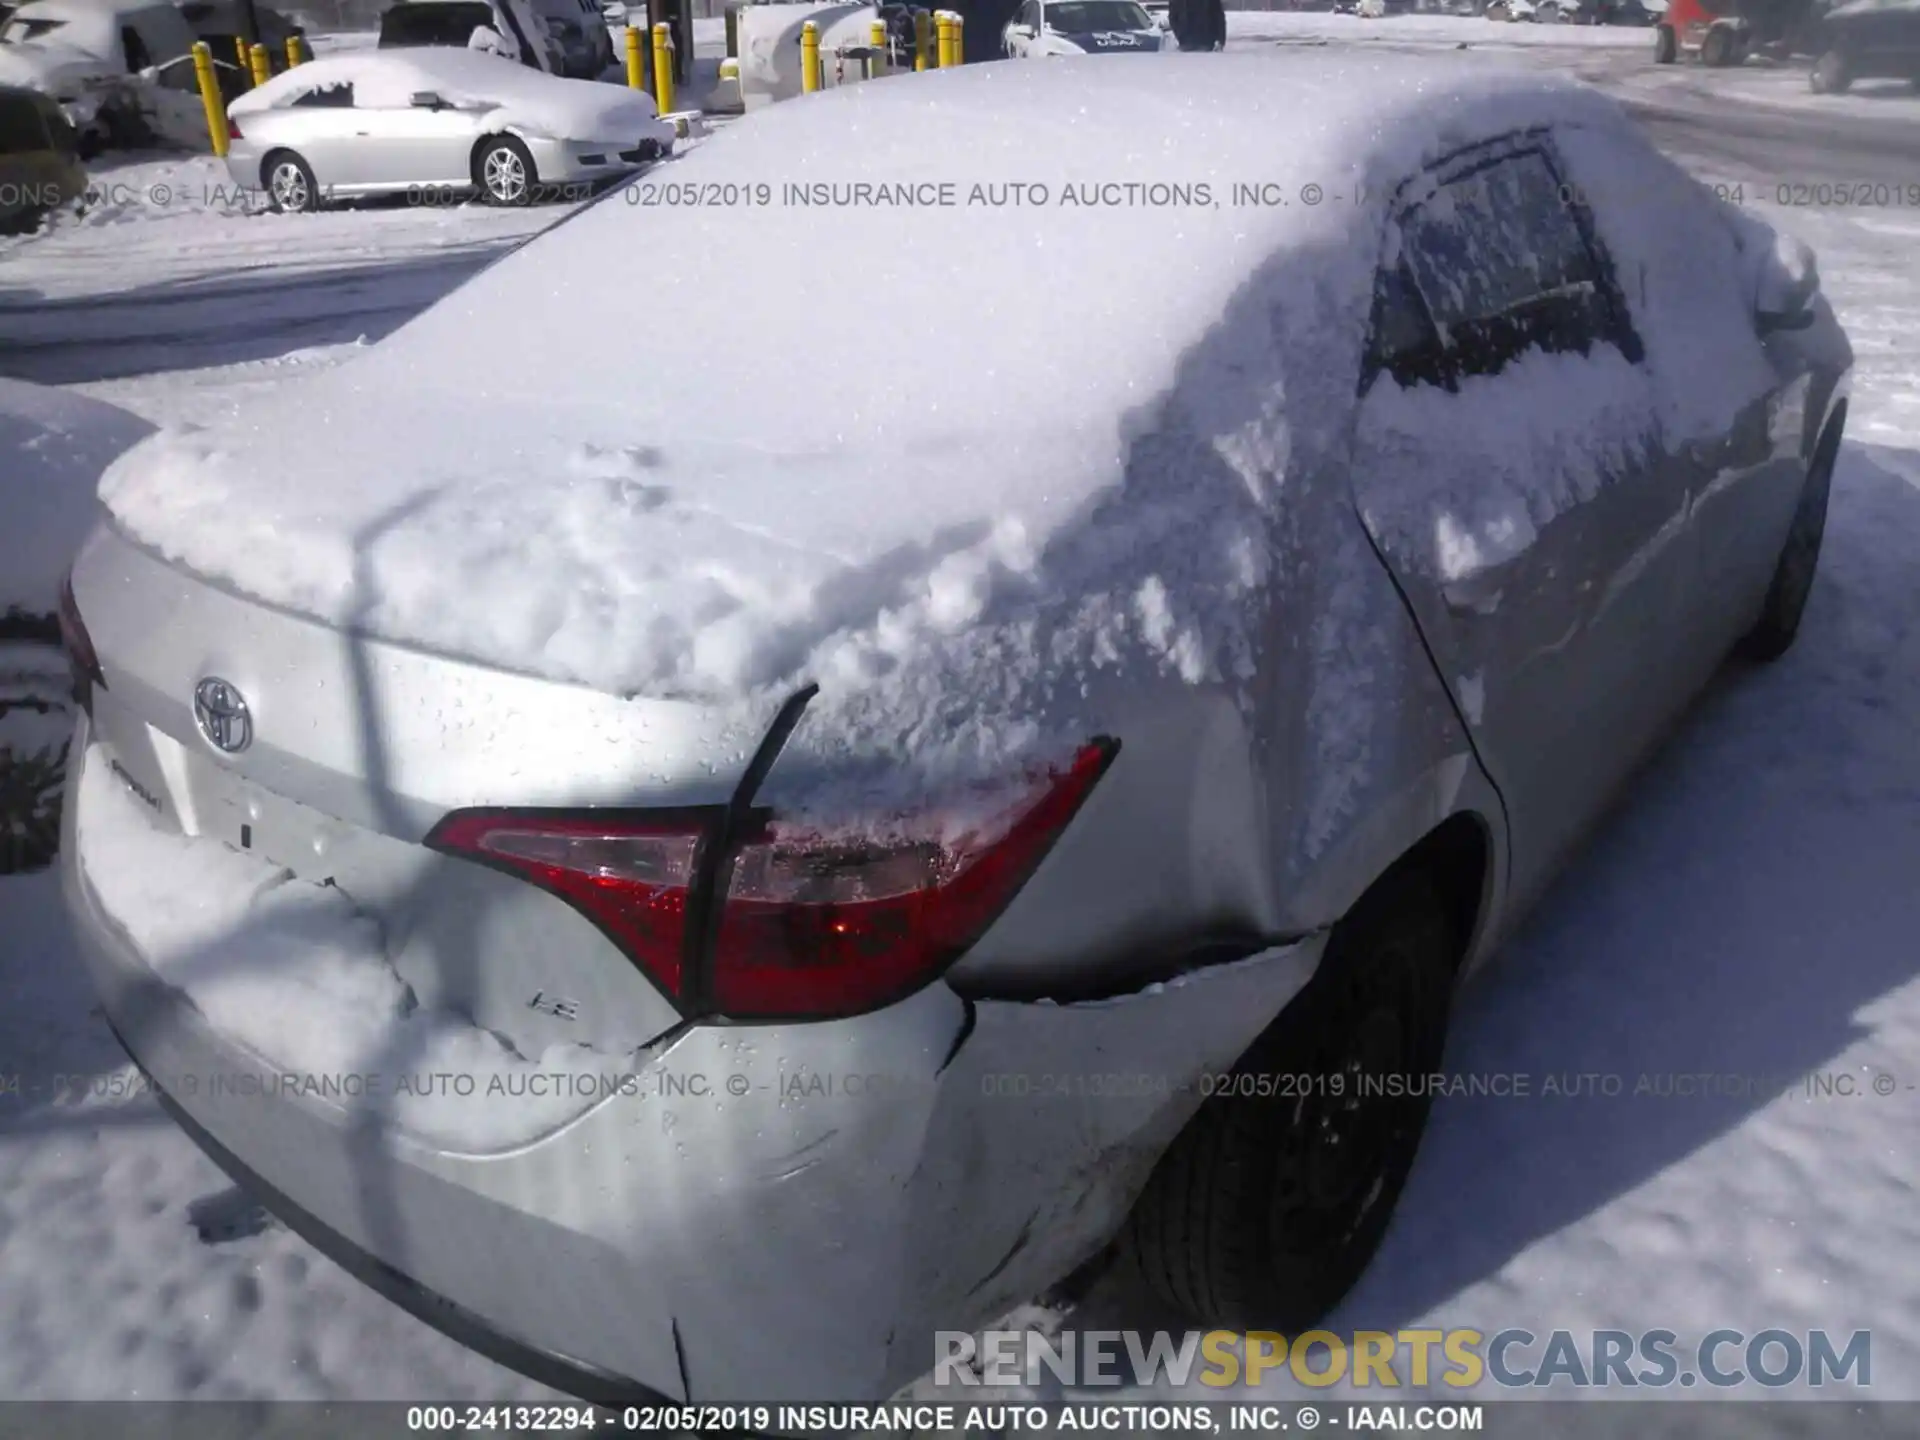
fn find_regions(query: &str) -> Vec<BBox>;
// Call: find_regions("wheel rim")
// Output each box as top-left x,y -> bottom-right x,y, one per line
485,147 -> 528,202
270,160 -> 309,210
1269,959 -> 1424,1256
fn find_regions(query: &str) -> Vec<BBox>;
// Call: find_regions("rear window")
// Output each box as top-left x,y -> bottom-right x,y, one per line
0,92 -> 51,155
379,2 -> 495,45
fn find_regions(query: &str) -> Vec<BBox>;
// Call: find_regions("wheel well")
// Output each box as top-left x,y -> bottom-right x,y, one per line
258,148 -> 300,187
1378,813 -> 1493,972
471,132 -> 523,175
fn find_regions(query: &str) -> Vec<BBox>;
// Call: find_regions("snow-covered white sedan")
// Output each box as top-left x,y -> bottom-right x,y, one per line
63,53 -> 1850,1405
1002,0 -> 1170,55
224,48 -> 673,210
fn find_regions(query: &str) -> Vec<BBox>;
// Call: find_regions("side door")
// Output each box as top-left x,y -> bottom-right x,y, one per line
348,89 -> 482,189
264,80 -> 365,192
1349,131 -> 1697,915
1550,122 -> 1812,680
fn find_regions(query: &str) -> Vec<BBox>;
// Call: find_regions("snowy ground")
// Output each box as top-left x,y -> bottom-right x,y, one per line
2,28 -> 1919,1412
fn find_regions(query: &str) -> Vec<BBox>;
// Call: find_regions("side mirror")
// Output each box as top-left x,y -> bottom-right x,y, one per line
410,90 -> 445,107
1754,249 -> 1820,336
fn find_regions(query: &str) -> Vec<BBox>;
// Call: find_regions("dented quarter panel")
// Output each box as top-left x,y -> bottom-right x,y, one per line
884,937 -> 1324,1392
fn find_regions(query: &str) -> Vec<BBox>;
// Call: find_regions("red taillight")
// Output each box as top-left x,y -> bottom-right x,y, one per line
712,740 -> 1117,1019
58,570 -> 104,712
425,810 -> 706,999
425,738 -> 1117,1023
227,119 -> 242,138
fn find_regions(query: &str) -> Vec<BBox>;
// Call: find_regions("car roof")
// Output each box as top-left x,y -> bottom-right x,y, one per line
103,53 -> 1638,702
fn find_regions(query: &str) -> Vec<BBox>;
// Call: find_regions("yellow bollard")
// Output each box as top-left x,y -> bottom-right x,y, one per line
652,21 -> 673,114
192,41 -> 228,157
800,19 -> 819,91
285,33 -> 305,66
937,10 -> 958,65
625,25 -> 645,88
950,12 -> 963,63
234,34 -> 250,80
249,42 -> 271,88
914,7 -> 931,68
869,17 -> 888,75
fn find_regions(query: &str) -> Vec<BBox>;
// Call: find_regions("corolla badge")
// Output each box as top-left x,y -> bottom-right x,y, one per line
193,676 -> 253,754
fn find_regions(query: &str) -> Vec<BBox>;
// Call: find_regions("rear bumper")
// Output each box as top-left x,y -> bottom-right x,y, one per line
62,717 -> 1322,1402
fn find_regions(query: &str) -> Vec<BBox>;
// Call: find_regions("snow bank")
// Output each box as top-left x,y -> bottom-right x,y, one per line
228,48 -> 664,135
0,380 -> 153,619
74,755 -> 642,1153
102,54 -> 1632,779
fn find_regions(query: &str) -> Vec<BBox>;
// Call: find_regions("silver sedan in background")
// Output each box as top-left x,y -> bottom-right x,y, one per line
225,48 -> 674,209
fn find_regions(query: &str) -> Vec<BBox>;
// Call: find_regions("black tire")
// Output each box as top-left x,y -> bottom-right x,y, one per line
261,149 -> 320,213
475,135 -> 538,206
1124,868 -> 1459,1332
1737,411 -> 1843,663
1654,23 -> 1676,60
1809,48 -> 1850,91
1701,24 -> 1735,64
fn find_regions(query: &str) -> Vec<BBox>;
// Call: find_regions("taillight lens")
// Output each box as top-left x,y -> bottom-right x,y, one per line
58,570 -> 105,712
425,810 -> 706,998
227,119 -> 242,138
425,739 -> 1117,1023
713,739 -> 1117,1019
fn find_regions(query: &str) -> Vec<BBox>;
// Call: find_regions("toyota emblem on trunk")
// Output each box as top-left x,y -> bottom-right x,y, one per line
193,677 -> 252,754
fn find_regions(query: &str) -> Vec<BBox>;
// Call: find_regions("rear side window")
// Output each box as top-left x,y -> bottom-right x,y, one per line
0,93 -> 51,155
291,80 -> 354,105
1364,136 -> 1642,393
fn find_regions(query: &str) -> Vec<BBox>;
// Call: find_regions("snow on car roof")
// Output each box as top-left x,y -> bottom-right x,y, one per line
103,54 -> 1632,766
230,46 -> 645,116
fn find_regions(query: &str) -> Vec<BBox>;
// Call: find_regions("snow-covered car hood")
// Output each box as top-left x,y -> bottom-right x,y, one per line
230,48 -> 666,138
98,55 -> 1642,772
0,39 -> 123,95
0,381 -> 154,619
1037,26 -> 1165,51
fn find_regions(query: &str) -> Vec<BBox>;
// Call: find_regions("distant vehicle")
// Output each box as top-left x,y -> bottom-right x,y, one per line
0,81 -> 84,232
377,0 -> 561,70
223,48 -> 673,210
1540,0 -> 1660,20
1485,0 -> 1537,17
1653,0 -> 1817,62
1807,0 -> 1920,89
0,0 -> 209,146
527,0 -> 613,77
177,0 -> 306,100
66,52 -> 1852,1411
1001,0 -> 1170,54
1141,0 -> 1169,23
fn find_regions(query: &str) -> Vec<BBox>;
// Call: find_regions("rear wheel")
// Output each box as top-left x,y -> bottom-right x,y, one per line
1654,23 -> 1676,60
1701,23 -> 1736,64
1124,868 -> 1458,1331
261,150 -> 320,213
1738,413 -> 1843,663
1810,48 -> 1850,91
476,135 -> 538,206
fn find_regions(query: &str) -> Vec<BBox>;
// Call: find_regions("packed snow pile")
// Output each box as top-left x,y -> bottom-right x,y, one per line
103,54 -> 1639,779
229,49 -> 667,135
71,755 -> 643,1152
0,380 -> 153,620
